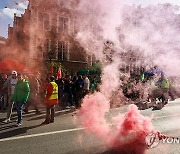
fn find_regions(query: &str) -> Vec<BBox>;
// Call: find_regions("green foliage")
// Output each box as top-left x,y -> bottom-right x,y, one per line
88,62 -> 102,75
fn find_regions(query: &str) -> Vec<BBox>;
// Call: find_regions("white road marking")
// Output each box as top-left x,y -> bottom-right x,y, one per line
154,114 -> 180,119
1,113 -> 180,142
9,109 -> 72,120
0,127 -> 84,142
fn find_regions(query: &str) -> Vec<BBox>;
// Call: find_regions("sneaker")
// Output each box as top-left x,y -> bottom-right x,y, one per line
2,118 -> 10,123
23,109 -> 29,113
41,120 -> 50,125
35,110 -> 41,114
50,120 -> 54,123
16,123 -> 22,127
70,106 -> 76,111
66,106 -> 71,109
71,106 -> 75,109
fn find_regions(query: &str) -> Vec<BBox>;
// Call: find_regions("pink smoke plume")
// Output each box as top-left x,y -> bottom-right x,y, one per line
80,92 -> 154,153
75,0 -> 180,153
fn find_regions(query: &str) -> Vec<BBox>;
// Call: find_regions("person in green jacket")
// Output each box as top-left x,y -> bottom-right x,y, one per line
12,74 -> 30,126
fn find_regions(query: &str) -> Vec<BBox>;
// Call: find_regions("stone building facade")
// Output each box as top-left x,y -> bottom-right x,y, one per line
0,36 -> 7,59
8,0 -> 93,74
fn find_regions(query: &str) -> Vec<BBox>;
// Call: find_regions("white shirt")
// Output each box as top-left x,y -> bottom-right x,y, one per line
10,78 -> 18,95
84,77 -> 90,91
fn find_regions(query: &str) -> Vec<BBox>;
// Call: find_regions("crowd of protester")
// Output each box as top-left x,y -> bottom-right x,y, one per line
119,66 -> 180,110
0,70 -> 100,126
1,65 -> 177,126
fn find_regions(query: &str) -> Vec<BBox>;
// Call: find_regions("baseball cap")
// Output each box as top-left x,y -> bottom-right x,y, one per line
12,70 -> 17,75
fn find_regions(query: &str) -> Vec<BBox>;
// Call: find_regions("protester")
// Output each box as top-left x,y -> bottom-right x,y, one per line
39,76 -> 49,105
2,70 -> 18,123
82,74 -> 90,96
24,75 -> 40,114
89,75 -> 99,93
74,75 -> 84,108
41,76 -> 58,124
55,77 -> 64,108
0,73 -> 8,110
62,75 -> 74,109
71,75 -> 78,107
155,73 -> 170,105
12,74 -> 30,126
156,73 -> 170,93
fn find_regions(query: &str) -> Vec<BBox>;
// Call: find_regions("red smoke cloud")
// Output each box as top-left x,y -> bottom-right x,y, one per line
80,92 -> 154,153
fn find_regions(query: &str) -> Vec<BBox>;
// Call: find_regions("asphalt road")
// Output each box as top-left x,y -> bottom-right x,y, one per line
0,99 -> 180,154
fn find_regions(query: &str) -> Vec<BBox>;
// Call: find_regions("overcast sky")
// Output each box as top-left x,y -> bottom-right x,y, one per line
0,0 -> 180,38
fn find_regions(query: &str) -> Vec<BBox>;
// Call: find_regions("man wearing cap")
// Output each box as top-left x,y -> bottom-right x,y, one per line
2,70 -> 18,123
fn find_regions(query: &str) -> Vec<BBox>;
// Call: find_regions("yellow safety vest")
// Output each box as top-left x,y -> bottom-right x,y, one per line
49,81 -> 58,100
161,79 -> 170,92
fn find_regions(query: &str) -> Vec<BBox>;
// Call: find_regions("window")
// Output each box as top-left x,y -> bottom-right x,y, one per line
58,0 -> 69,8
57,16 -> 69,34
73,18 -> 79,35
45,39 -> 56,60
35,38 -> 45,59
38,12 -> 51,31
37,45 -> 44,59
56,41 -> 69,61
45,39 -> 51,52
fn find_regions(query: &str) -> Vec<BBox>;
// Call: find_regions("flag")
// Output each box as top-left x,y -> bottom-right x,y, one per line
141,72 -> 145,82
56,67 -> 62,79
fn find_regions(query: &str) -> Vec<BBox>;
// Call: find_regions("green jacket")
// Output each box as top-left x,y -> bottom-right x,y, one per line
12,79 -> 30,103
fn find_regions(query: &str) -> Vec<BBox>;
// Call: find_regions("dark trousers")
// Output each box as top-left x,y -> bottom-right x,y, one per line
15,102 -> 24,124
75,90 -> 83,108
46,105 -> 55,122
62,92 -> 74,107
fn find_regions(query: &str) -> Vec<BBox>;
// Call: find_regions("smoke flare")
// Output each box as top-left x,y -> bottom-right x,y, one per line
80,92 -> 154,153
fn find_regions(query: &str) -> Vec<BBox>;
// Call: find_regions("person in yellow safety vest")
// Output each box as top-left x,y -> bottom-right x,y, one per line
41,75 -> 58,125
156,73 -> 170,92
153,73 -> 169,110
161,78 -> 170,92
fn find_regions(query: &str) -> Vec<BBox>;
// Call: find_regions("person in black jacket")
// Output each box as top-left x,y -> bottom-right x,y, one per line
74,75 -> 84,108
62,75 -> 74,109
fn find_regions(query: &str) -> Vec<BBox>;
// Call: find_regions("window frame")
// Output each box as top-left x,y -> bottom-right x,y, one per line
57,15 -> 70,34
58,0 -> 70,9
56,41 -> 69,61
35,38 -> 46,59
38,11 -> 51,31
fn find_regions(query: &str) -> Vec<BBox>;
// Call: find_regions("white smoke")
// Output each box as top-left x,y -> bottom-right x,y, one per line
74,0 -> 180,101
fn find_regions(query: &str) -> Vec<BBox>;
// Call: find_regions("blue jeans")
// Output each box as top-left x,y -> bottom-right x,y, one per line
15,102 -> 24,124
